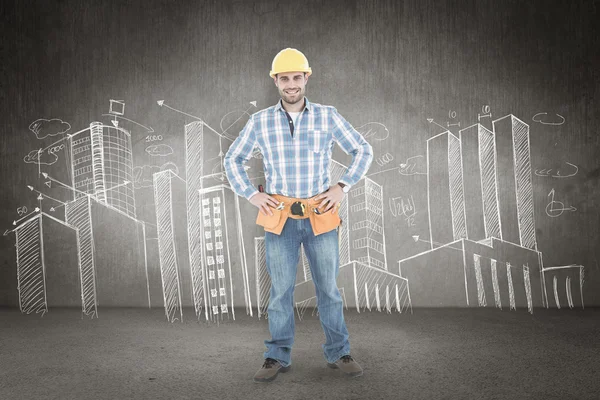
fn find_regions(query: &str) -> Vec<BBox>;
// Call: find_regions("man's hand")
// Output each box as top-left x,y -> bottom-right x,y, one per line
249,192 -> 280,216
314,184 -> 344,214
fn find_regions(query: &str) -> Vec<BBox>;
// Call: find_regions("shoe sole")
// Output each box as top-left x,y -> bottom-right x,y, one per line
253,365 -> 291,383
327,362 -> 363,377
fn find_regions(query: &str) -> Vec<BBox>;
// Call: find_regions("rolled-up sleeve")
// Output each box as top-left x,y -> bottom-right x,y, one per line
331,108 -> 374,186
223,116 -> 259,200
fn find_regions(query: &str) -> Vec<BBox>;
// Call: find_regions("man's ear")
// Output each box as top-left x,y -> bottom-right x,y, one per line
273,76 -> 278,86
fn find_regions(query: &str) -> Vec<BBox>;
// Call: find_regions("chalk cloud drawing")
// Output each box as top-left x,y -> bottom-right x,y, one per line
145,144 -> 174,157
532,112 -> 565,125
29,118 -> 71,139
23,149 -> 58,166
535,162 -> 578,178
133,162 -> 180,189
356,122 -> 389,141
399,155 -> 426,176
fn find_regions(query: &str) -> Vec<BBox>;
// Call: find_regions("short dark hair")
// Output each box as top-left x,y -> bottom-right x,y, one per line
275,72 -> 306,79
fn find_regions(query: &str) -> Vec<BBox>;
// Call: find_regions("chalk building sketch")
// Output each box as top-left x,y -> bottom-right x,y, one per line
70,122 -> 136,218
154,170 -> 184,323
182,119 -> 253,323
197,184 -> 252,322
15,212 -> 80,315
12,120 -> 149,318
8,106 -> 583,322
398,115 -> 584,312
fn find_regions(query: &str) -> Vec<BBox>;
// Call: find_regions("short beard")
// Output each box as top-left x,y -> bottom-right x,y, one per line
280,88 -> 304,104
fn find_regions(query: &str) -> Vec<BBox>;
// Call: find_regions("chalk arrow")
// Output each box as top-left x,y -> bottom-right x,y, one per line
3,229 -> 10,236
27,184 -> 66,205
156,100 -> 205,124
366,165 -> 401,177
42,173 -> 88,197
412,235 -> 419,242
12,207 -> 40,226
427,118 -> 447,130
221,101 -> 259,136
95,180 -> 131,195
50,207 -> 55,212
102,114 -> 153,133
45,181 -> 51,188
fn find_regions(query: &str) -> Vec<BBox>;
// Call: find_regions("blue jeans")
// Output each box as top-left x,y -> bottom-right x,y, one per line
263,217 -> 350,367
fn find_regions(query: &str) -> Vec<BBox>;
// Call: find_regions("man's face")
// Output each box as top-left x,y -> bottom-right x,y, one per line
274,72 -> 308,105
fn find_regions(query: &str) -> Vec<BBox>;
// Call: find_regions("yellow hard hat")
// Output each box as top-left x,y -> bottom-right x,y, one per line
269,48 -> 312,78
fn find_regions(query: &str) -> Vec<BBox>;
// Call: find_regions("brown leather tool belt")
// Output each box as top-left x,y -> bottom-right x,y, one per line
255,193 -> 342,235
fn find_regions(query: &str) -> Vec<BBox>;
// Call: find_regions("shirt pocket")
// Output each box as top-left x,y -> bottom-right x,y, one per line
307,130 -> 332,153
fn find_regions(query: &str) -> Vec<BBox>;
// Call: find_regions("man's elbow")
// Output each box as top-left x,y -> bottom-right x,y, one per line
365,141 -> 373,156
363,142 -> 374,160
223,151 -> 243,169
223,150 -> 233,164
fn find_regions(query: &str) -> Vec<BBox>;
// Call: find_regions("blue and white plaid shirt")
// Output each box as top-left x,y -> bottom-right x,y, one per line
224,97 -> 373,200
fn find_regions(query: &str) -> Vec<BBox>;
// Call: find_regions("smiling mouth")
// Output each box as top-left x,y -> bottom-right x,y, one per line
286,90 -> 300,94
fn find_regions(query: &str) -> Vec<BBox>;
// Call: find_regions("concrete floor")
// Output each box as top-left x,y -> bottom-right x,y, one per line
0,306 -> 598,400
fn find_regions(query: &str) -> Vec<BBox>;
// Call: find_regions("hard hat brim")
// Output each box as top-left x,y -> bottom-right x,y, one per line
269,68 -> 312,78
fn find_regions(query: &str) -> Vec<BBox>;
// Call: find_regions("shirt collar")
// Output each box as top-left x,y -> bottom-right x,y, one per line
275,97 -> 311,114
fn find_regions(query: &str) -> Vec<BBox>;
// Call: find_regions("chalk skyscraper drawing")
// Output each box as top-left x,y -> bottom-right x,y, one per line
184,121 -> 206,320
69,122 -> 136,218
348,177 -> 387,270
493,115 -> 536,250
426,131 -> 467,248
153,170 -> 184,323
458,123 -> 501,241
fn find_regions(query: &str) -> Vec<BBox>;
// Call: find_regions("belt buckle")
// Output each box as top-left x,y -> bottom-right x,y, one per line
290,201 -> 305,216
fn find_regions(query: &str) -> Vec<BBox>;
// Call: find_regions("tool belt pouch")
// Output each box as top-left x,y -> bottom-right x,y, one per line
255,208 -> 288,235
309,208 -> 342,236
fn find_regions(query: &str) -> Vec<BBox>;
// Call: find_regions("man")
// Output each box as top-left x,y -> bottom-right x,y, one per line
224,48 -> 373,383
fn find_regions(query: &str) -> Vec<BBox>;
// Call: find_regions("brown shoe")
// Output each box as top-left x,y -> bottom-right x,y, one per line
327,355 -> 363,377
253,358 -> 291,383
